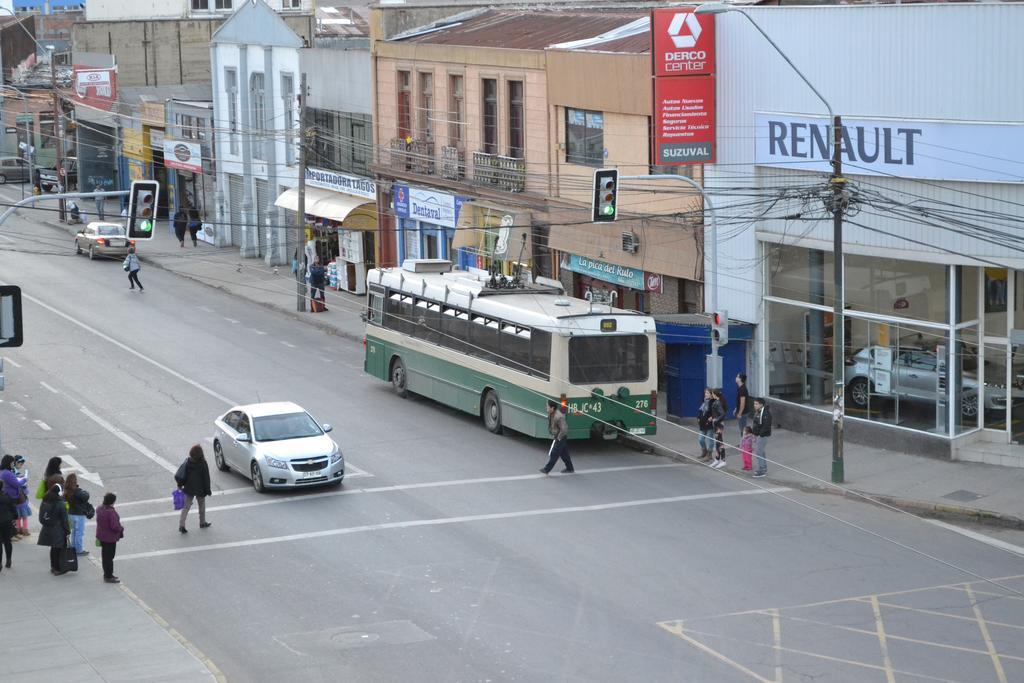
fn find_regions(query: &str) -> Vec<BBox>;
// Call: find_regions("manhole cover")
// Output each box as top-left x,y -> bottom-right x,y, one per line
941,489 -> 984,503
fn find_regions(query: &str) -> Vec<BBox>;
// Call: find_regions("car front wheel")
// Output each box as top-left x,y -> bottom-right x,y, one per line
75,240 -> 82,255
0,174 -> 7,185
848,377 -> 871,409
251,461 -> 265,492
213,441 -> 229,472
88,245 -> 96,260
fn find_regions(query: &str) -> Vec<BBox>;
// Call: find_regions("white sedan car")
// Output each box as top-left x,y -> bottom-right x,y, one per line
213,402 -> 344,492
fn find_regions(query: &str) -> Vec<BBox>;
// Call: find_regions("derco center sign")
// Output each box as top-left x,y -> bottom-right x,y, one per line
652,8 -> 716,165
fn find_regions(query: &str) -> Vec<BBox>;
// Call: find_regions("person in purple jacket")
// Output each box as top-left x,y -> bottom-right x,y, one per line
95,492 -> 124,584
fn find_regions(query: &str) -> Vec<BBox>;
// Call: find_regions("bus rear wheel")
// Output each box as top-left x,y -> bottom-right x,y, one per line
482,390 -> 503,434
390,357 -> 408,398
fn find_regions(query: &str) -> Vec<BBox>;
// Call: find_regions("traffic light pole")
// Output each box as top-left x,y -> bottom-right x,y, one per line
0,191 -> 127,228
295,72 -> 308,312
621,174 -> 721,384
830,115 -> 846,485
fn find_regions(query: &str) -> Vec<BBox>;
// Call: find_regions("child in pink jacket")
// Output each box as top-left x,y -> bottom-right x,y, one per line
740,426 -> 755,472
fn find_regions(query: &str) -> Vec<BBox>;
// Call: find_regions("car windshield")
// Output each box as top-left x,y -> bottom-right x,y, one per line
97,226 -> 125,236
252,412 -> 322,442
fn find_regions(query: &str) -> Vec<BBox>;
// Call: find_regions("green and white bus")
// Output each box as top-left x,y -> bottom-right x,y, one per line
363,259 -> 658,440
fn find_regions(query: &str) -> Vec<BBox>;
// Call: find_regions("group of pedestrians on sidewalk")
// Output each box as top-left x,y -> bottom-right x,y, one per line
696,374 -> 773,477
1,455 -> 125,582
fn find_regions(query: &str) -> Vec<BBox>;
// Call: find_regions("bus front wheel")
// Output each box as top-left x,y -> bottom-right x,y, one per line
482,390 -> 503,434
390,357 -> 408,398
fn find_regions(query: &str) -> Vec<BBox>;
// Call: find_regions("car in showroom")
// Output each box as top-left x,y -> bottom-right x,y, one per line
213,402 -> 344,492
75,221 -> 134,260
845,345 -> 1022,419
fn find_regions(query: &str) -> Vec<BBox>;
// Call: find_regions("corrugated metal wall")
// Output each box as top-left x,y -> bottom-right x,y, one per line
706,4 -> 1024,323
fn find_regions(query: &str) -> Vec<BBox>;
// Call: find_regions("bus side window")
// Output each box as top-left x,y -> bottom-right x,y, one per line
367,292 -> 384,325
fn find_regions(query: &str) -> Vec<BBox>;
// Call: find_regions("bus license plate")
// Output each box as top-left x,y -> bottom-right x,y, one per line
629,427 -> 646,435
302,470 -> 323,479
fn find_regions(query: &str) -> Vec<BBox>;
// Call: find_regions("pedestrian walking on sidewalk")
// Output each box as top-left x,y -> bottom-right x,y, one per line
13,456 -> 31,537
740,426 -> 754,472
711,389 -> 729,469
64,474 -> 93,556
124,247 -> 143,291
36,456 -> 63,500
95,492 -> 124,584
751,397 -> 772,478
734,373 -> 751,435
309,260 -> 327,312
187,207 -> 201,247
0,485 -> 16,572
697,388 -> 723,463
173,206 -> 188,248
540,400 -> 574,474
93,185 -> 106,220
37,484 -> 71,575
175,444 -> 212,534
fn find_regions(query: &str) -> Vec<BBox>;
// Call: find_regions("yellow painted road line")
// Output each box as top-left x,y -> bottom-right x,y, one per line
870,595 -> 897,683
658,622 -> 773,683
871,599 -> 1024,632
964,584 -> 1008,683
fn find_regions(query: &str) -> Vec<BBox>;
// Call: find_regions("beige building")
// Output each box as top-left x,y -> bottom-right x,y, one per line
370,8 -> 704,315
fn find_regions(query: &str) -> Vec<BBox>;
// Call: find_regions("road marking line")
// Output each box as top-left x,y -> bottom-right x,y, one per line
80,406 -> 178,474
117,487 -> 788,560
3,357 -> 20,368
39,381 -> 59,394
10,401 -> 25,411
62,454 -> 104,487
869,596 -> 896,683
769,609 -> 782,683
34,419 -> 51,431
280,341 -> 297,348
117,462 -> 687,521
344,462 -> 371,477
927,519 -> 1024,557
659,623 -> 771,683
869,599 -> 1024,631
5,287 -> 236,406
62,441 -> 78,450
199,306 -> 215,313
249,329 -> 268,335
965,584 -> 1009,683
223,317 -> 239,324
116,487 -> 253,508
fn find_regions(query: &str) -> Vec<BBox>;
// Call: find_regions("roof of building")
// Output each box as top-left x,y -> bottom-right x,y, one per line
394,9 -> 651,53
315,3 -> 369,38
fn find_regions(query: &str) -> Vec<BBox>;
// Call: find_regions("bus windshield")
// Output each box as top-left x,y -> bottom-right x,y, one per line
568,334 -> 649,384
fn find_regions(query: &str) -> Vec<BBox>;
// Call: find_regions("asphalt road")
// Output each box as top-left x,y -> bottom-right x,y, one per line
2,196 -> 1023,682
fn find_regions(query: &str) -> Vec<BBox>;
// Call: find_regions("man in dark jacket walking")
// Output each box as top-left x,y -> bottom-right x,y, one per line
176,444 -> 212,533
172,206 -> 188,248
37,484 -> 71,574
540,399 -> 574,474
751,397 -> 772,478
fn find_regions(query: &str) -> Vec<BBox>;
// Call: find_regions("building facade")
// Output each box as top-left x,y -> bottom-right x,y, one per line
707,4 -> 1024,463
211,0 -> 302,262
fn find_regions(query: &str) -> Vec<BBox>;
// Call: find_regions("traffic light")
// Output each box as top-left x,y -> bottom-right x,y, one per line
711,310 -> 729,346
127,180 -> 160,240
592,168 -> 619,223
0,285 -> 23,348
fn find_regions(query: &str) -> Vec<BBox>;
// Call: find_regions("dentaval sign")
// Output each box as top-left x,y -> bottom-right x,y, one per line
755,113 -> 1024,184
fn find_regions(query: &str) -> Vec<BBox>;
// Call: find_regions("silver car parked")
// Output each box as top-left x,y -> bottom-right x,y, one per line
0,156 -> 30,184
213,402 -> 344,492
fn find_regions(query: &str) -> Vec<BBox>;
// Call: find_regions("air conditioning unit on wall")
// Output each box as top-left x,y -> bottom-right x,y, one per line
621,231 -> 640,254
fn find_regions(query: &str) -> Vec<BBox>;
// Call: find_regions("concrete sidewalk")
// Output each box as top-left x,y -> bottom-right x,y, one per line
40,211 -> 1024,528
640,414 -> 1024,528
0,543 -> 218,682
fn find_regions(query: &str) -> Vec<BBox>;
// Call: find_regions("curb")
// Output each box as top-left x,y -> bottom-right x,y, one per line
639,439 -> 1024,530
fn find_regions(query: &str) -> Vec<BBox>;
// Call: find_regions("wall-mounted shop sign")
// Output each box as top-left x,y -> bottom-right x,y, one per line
565,254 -> 645,290
306,167 -> 376,200
393,184 -> 465,228
755,112 -> 1024,184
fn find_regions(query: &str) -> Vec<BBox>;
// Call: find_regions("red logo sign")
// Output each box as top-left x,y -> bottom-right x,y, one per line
652,8 -> 716,77
645,273 -> 664,294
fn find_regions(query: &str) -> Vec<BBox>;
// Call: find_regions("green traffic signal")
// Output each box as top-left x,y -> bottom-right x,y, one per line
602,205 -> 615,216
139,219 -> 153,233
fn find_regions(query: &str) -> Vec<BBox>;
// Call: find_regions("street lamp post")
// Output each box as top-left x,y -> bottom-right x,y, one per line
695,4 -> 846,483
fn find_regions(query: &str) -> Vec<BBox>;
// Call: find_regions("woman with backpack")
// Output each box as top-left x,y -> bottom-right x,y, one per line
37,484 -> 71,575
36,456 -> 63,500
64,473 -> 93,556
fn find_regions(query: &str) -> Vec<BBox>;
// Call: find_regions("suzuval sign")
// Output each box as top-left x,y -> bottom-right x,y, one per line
651,7 -> 716,165
755,113 -> 1024,184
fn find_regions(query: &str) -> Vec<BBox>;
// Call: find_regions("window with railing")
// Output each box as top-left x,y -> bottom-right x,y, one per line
306,108 -> 373,176
448,74 -> 464,146
418,72 -> 433,141
508,80 -> 524,159
225,68 -> 239,154
281,73 -> 295,165
397,70 -> 411,140
482,78 -> 497,155
250,72 -> 266,160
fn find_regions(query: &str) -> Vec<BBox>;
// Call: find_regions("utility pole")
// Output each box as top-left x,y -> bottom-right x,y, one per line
50,49 -> 66,223
830,115 -> 846,484
295,71 -> 307,312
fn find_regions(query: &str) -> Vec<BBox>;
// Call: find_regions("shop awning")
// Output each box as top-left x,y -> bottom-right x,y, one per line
274,187 -> 377,230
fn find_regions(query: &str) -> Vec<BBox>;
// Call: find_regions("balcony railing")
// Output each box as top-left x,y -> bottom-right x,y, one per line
388,137 -> 434,175
441,145 -> 465,181
472,151 -> 526,193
